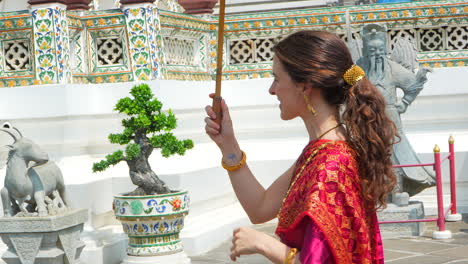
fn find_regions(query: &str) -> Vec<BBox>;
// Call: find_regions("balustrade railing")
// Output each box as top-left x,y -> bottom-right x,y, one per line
379,136 -> 462,240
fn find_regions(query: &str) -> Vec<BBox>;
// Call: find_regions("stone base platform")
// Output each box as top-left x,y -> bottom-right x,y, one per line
0,209 -> 88,264
377,201 -> 425,238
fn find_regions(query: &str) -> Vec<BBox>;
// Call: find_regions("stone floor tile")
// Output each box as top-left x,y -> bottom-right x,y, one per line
385,254 -> 457,264
444,232 -> 468,245
383,249 -> 417,261
444,259 -> 468,264
382,238 -> 458,253
431,245 -> 468,258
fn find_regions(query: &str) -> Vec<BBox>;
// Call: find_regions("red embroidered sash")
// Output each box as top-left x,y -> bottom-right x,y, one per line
276,139 -> 383,264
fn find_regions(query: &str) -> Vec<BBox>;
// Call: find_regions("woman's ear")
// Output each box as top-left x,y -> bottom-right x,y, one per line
296,82 -> 307,93
301,82 -> 315,95
303,85 -> 323,103
302,88 -> 313,100
303,81 -> 318,92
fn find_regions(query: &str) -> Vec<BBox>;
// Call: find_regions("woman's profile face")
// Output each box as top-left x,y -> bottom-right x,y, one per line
269,55 -> 304,120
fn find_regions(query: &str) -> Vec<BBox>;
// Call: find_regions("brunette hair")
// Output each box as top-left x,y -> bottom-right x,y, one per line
273,30 -> 397,209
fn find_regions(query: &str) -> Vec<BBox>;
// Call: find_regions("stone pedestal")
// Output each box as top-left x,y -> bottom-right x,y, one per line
446,213 -> 462,222
0,209 -> 88,264
377,201 -> 425,238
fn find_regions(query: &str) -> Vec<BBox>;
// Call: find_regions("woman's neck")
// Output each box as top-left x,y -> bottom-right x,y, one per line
302,109 -> 345,142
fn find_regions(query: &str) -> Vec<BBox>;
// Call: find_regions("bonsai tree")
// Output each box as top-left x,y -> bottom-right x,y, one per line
92,84 -> 194,195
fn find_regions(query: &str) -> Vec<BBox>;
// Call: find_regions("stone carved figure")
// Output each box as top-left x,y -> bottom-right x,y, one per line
349,24 -> 435,205
0,123 -> 70,217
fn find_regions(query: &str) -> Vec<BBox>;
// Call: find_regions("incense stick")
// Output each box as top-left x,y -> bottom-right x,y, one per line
212,0 -> 226,126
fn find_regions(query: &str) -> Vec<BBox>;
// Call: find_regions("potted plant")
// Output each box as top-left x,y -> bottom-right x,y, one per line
92,83 -> 194,257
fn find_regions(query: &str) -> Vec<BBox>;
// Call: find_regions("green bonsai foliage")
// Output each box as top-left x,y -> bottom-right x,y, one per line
92,84 -> 194,195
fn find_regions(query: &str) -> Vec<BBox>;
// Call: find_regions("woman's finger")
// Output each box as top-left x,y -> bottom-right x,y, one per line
205,105 -> 216,119
230,252 -> 236,261
204,117 -> 220,130
230,249 -> 240,262
229,244 -> 236,261
209,93 -> 215,98
205,126 -> 219,135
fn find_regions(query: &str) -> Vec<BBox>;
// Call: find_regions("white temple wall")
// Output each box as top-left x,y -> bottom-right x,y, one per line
0,0 -> 28,12
0,67 -> 467,211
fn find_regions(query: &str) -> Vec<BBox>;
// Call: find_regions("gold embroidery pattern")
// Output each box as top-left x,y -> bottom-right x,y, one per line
276,141 -> 377,264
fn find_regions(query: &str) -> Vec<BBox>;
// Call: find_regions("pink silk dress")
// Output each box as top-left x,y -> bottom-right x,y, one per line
276,139 -> 384,264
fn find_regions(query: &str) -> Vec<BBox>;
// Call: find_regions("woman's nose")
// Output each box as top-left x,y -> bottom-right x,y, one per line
269,84 -> 275,95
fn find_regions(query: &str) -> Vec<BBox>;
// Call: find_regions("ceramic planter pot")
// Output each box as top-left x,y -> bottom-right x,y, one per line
177,0 -> 218,14
114,190 -> 189,256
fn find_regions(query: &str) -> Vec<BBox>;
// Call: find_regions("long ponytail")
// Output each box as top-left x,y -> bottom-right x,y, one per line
342,77 -> 397,210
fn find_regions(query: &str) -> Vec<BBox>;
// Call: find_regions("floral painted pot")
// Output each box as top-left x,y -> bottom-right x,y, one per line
113,190 -> 189,256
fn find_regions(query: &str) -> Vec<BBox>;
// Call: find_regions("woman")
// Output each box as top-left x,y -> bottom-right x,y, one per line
204,30 -> 397,264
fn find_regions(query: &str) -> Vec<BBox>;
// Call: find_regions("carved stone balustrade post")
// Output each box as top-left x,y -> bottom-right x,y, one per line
120,0 -> 166,80
177,0 -> 218,15
28,0 -> 72,84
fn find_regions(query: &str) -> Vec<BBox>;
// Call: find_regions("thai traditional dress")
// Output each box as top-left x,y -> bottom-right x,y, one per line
276,139 -> 384,264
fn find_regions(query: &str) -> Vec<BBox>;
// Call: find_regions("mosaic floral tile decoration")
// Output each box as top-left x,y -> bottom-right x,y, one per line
30,4 -> 71,85
0,10 -> 36,87
123,4 -> 160,81
0,0 -> 466,87
218,0 -> 468,80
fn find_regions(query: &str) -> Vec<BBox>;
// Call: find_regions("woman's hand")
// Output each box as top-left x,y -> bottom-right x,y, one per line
230,227 -> 264,261
230,226 -> 292,263
230,226 -> 282,262
204,93 -> 238,151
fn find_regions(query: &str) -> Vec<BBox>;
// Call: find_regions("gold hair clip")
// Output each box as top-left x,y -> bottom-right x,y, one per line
343,64 -> 365,86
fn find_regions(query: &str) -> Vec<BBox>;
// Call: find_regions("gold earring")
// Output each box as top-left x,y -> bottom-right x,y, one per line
303,94 -> 317,116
